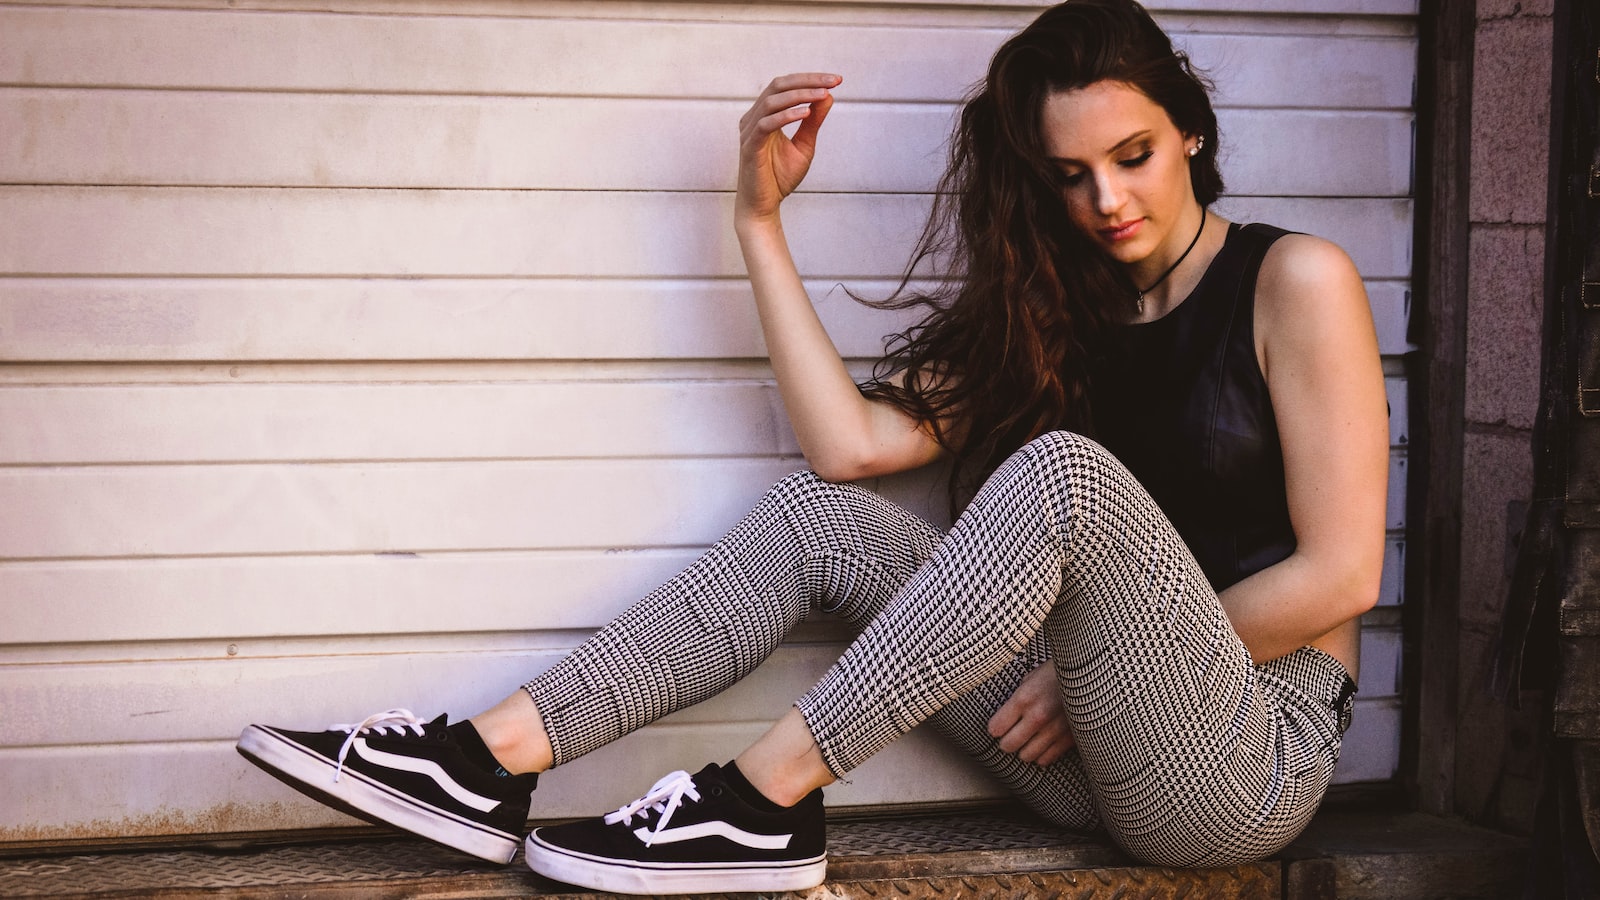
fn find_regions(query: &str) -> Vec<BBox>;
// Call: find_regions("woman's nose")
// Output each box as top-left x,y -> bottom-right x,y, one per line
1093,172 -> 1125,216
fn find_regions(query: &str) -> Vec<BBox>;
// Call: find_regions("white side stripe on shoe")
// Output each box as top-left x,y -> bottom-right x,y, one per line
631,821 -> 792,850
351,739 -> 500,813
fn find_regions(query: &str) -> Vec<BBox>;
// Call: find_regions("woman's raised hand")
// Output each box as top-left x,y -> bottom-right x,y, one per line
736,74 -> 841,227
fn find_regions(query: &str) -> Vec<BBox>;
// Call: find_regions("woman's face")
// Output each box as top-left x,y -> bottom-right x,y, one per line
1039,80 -> 1200,271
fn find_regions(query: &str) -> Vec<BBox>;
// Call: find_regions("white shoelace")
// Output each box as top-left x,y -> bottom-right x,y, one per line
603,770 -> 701,846
331,708 -> 427,783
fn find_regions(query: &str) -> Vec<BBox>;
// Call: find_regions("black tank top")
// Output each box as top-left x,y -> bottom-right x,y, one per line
1090,222 -> 1294,591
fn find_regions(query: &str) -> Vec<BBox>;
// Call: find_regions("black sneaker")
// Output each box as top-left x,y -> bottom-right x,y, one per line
524,763 -> 825,894
236,709 -> 537,863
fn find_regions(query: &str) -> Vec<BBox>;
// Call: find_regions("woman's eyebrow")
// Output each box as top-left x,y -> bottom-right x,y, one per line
1048,129 -> 1155,165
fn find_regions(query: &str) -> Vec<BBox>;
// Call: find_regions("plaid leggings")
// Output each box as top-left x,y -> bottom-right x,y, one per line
523,431 -> 1351,866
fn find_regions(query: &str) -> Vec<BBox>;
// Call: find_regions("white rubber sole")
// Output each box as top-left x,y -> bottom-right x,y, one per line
237,725 -> 520,864
524,830 -> 826,895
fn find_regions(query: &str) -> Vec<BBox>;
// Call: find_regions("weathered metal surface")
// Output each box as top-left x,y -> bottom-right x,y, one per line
0,809 -> 1530,899
0,811 -> 1273,900
1564,529 -> 1600,627
1287,811 -> 1527,900
1557,637 -> 1600,739
816,867 -> 1280,899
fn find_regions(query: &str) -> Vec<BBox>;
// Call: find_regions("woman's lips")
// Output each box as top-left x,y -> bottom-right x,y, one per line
1098,219 -> 1143,242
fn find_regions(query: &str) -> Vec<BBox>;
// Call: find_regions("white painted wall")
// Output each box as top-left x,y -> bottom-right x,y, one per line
0,0 -> 1417,844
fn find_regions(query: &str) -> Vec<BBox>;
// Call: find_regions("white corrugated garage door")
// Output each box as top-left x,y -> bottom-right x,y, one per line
0,0 -> 1416,844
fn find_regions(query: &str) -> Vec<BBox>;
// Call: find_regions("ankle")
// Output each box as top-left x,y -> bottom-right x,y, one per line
470,692 -> 555,776
733,708 -> 834,807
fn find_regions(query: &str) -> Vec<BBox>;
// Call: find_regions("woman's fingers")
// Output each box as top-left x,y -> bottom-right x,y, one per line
742,104 -> 816,148
740,85 -> 840,142
740,75 -> 841,125
1015,719 -> 1076,765
988,661 -> 1075,763
987,696 -> 1024,740
753,73 -> 843,116
789,90 -> 834,155
765,72 -> 844,93
995,706 -> 1056,754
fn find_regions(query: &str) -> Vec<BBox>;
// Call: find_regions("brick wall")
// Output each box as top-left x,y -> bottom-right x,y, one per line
1455,0 -> 1555,831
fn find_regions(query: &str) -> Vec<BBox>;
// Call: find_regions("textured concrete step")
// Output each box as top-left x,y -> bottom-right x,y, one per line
0,808 -> 1523,899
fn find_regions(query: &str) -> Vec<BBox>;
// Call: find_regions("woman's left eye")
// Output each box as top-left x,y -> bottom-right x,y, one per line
1118,150 -> 1154,168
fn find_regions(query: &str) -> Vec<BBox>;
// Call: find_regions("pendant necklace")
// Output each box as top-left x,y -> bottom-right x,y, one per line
1136,209 -> 1207,317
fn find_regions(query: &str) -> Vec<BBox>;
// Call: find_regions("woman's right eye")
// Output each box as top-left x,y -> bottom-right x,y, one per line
1057,171 -> 1086,187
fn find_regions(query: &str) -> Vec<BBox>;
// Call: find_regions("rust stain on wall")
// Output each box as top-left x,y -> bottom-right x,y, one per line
0,799 -> 318,846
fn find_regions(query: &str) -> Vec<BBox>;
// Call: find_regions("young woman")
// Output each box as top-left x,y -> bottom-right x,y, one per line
237,0 -> 1388,892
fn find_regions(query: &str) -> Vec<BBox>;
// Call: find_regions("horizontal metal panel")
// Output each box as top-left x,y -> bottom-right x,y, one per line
0,90 -> 1412,197
1371,282 -> 1415,357
0,277 -> 914,362
1386,376 -> 1409,447
0,381 -> 799,464
0,550 -> 706,646
1333,697 -> 1401,782
1387,453 -> 1407,530
0,189 -> 1416,279
0,457 -> 802,559
0,449 -> 1409,556
0,7 -> 1414,108
1214,196 -> 1414,280
1,534 -> 1410,646
0,375 -> 1414,466
1358,626 -> 1401,697
0,277 -> 1412,362
1378,535 -> 1406,607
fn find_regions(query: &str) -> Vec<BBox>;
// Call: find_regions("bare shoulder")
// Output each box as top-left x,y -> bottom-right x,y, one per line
1252,232 -> 1372,361
1257,233 -> 1364,312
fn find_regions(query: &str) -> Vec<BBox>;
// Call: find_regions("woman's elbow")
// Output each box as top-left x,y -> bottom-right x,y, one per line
806,445 -> 880,483
810,458 -> 867,483
1335,552 -> 1384,621
806,442 -> 923,484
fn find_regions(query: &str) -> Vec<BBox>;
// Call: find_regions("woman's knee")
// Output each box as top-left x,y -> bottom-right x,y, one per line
1017,430 -> 1118,470
770,468 -> 831,495
759,469 -> 938,562
765,469 -> 925,524
762,469 -> 863,519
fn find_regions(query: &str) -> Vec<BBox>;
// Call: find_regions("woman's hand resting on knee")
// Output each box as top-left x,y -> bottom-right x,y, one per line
987,662 -> 1075,766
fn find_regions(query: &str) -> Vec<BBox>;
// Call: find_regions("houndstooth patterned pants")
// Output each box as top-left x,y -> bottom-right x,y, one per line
522,431 -> 1352,866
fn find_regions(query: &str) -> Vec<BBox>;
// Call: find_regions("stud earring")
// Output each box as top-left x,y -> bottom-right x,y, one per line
1188,136 -> 1205,157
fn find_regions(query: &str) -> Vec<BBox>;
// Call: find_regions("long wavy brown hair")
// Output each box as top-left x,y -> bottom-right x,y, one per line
859,0 -> 1224,512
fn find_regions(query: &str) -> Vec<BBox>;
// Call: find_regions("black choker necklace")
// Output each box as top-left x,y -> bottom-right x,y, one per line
1136,210 -> 1207,316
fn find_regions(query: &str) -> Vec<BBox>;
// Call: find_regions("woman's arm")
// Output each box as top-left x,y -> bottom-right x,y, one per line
736,74 -> 946,482
1218,234 -> 1390,663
